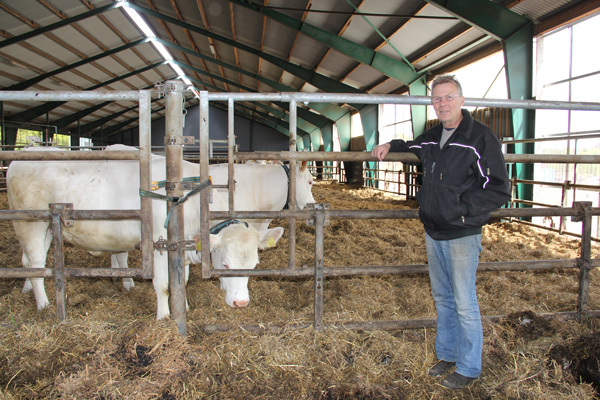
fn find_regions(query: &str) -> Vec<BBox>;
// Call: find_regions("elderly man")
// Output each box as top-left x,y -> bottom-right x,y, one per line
371,75 -> 510,389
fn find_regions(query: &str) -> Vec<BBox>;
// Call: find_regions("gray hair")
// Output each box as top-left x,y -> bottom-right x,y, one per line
431,75 -> 463,96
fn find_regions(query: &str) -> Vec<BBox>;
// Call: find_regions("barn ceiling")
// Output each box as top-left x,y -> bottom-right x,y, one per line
0,0 -> 598,144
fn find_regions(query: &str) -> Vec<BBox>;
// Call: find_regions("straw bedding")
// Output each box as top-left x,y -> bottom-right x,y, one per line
0,181 -> 599,399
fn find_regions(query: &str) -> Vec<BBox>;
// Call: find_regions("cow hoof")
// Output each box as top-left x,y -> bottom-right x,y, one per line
122,279 -> 135,291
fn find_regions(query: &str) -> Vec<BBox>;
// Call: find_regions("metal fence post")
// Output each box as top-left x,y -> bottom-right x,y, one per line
50,203 -> 70,320
165,80 -> 187,336
573,201 -> 592,321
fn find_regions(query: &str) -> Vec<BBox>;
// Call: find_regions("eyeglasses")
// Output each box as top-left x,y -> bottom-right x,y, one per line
431,94 -> 462,103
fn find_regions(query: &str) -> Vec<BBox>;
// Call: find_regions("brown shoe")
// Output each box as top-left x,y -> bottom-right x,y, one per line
428,360 -> 455,377
440,372 -> 477,389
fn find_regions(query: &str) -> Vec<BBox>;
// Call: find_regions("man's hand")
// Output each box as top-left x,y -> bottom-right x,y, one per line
370,142 -> 391,161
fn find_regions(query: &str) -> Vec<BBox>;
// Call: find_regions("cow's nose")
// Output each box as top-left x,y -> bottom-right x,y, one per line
233,299 -> 249,308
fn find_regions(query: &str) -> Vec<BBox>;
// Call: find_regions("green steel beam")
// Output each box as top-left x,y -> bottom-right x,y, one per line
409,78 -> 429,138
158,38 -> 345,126
336,113 -> 351,152
78,105 -> 136,134
174,60 -> 325,133
7,39 -> 150,91
504,25 -> 535,208
424,0 -> 531,41
321,124 -> 334,152
6,61 -> 166,124
186,76 -> 311,140
253,102 -> 319,134
128,3 -> 364,96
233,0 -> 423,85
236,102 -> 311,138
0,2 -> 123,50
309,129 -> 322,151
360,104 -> 378,152
55,83 -> 158,132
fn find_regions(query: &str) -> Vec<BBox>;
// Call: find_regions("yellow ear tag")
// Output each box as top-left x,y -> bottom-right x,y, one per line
196,240 -> 202,251
151,181 -> 159,191
267,237 -> 276,248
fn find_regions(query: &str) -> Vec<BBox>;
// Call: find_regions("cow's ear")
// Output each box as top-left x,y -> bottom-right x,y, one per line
258,227 -> 284,249
300,160 -> 308,171
193,234 -> 220,251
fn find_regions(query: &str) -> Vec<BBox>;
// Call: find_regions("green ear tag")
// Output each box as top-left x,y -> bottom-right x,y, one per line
196,240 -> 202,251
267,237 -> 276,248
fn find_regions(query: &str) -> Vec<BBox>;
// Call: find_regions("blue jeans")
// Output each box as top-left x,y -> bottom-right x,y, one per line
425,232 -> 483,378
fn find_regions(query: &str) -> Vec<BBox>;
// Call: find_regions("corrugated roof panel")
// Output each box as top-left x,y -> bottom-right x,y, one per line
341,0 -> 424,49
367,77 -> 404,95
231,3 -> 265,49
257,62 -> 284,86
102,8 -> 148,42
380,4 -> 462,63
74,16 -> 127,50
511,0 -> 582,22
280,70 -> 304,89
202,0 -> 231,35
263,20 -> 299,60
3,39 -> 62,76
303,0 -> 360,35
343,64 -> 387,90
289,35 -> 330,69
315,49 -> 356,80
412,30 -> 493,71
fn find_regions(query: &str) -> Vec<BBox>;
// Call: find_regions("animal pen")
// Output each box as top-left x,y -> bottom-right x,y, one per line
1,85 -> 599,338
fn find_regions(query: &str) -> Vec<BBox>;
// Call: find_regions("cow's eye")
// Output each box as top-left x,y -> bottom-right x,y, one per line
223,263 -> 230,269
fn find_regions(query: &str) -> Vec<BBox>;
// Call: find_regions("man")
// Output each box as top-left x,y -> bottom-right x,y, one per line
371,75 -> 510,389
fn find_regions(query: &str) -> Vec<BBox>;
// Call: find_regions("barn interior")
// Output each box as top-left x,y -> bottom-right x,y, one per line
1,1 -> 600,399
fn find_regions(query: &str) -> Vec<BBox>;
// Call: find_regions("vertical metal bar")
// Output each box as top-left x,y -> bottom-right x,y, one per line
313,204 -> 325,331
560,180 -> 570,233
165,80 -> 187,335
199,91 -> 211,279
228,97 -> 235,212
50,206 -> 67,320
576,202 -> 592,321
288,99 -> 297,269
139,90 -> 154,279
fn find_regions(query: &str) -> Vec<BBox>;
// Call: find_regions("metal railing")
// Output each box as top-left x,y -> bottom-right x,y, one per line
196,91 -> 600,333
1,89 -> 599,336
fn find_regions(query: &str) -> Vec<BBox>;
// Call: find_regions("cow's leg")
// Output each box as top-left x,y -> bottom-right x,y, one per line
15,221 -> 52,310
153,251 -> 170,320
184,264 -> 190,312
112,252 -> 135,290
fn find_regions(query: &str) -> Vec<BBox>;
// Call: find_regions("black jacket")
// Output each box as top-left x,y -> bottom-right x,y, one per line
389,109 -> 511,240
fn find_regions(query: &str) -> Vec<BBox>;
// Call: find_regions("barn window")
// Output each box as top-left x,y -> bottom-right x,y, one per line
533,12 -> 600,238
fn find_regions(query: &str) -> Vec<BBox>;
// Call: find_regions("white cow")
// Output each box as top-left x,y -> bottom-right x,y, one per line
209,160 -> 316,231
7,145 -> 284,319
106,159 -> 316,287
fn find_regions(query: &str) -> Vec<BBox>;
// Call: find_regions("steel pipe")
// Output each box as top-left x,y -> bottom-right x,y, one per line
0,90 -> 141,102
233,150 -> 600,164
206,92 -> 600,111
0,150 -> 139,161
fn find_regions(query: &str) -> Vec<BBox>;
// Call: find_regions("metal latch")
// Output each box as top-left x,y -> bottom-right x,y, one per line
49,203 -> 73,227
306,203 -> 330,226
154,236 -> 197,253
164,135 -> 195,146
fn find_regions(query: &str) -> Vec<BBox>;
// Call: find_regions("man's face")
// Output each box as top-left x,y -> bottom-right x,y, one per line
431,82 -> 465,128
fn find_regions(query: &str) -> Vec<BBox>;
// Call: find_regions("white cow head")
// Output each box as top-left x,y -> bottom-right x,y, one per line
296,161 -> 316,210
208,223 -> 284,308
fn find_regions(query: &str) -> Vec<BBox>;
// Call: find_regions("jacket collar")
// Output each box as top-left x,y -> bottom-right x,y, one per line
437,109 -> 474,139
